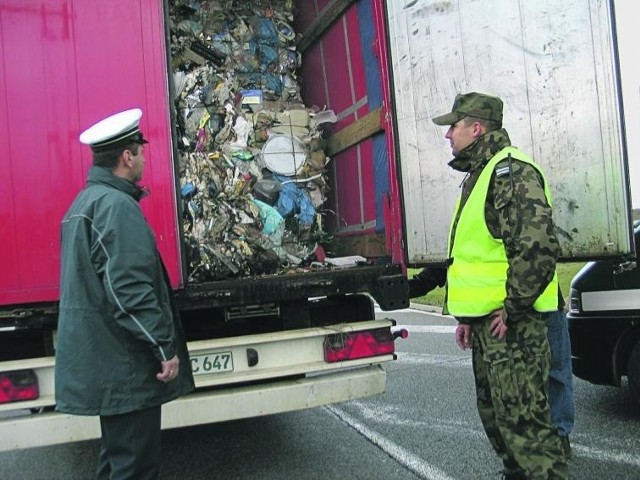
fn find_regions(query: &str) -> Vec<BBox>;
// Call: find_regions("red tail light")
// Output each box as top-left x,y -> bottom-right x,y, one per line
324,328 -> 395,363
0,370 -> 39,404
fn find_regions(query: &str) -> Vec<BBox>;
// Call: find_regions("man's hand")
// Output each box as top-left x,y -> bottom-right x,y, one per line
455,324 -> 472,350
488,309 -> 508,340
408,267 -> 447,298
408,278 -> 427,298
157,355 -> 180,383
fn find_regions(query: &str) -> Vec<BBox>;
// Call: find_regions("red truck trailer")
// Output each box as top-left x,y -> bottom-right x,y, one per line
0,0 -> 409,450
0,0 -> 633,450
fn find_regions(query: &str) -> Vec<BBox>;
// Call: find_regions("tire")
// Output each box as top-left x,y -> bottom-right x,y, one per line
628,341 -> 640,404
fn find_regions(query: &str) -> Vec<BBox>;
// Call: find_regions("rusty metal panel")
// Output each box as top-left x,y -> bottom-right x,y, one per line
387,0 -> 632,263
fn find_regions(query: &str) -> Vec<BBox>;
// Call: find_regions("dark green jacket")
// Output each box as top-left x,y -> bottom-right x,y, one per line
55,166 -> 194,416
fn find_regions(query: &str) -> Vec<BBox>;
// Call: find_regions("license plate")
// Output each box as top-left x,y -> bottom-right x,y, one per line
190,351 -> 234,376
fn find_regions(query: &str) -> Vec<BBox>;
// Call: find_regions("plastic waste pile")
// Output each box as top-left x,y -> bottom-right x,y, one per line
168,0 -> 337,282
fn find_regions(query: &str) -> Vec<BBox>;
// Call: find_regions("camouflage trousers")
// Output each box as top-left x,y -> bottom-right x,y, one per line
471,312 -> 568,479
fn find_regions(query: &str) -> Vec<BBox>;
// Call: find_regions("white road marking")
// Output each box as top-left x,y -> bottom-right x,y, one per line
572,443 -> 640,468
396,325 -> 457,334
395,352 -> 471,367
375,304 -> 448,316
325,405 -> 457,480
345,401 -> 640,471
349,401 -> 486,439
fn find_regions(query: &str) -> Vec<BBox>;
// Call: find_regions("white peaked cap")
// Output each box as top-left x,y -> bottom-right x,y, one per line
79,108 -> 147,151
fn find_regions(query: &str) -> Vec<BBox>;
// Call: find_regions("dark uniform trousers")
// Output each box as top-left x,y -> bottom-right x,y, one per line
472,312 -> 568,480
96,405 -> 162,480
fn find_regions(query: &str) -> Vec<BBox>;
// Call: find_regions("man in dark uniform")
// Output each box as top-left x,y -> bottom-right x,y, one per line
410,92 -> 568,479
55,108 -> 194,479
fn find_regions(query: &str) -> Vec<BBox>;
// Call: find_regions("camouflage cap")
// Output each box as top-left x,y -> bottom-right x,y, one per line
432,92 -> 503,126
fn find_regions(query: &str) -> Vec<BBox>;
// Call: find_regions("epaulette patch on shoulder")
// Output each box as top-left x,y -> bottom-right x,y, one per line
495,164 -> 511,177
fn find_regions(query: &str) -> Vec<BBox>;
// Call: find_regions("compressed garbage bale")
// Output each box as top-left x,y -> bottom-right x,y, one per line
168,0 -> 335,281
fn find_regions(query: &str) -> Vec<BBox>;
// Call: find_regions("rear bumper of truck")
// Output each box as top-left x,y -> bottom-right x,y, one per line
0,365 -> 386,451
0,319 -> 396,451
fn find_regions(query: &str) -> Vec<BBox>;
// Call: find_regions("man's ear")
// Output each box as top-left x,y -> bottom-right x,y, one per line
121,150 -> 134,168
472,121 -> 486,138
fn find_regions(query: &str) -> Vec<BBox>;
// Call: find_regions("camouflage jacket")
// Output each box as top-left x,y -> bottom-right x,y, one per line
445,128 -> 560,324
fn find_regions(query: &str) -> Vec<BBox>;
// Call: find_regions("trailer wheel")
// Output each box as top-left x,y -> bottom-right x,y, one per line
629,341 -> 640,404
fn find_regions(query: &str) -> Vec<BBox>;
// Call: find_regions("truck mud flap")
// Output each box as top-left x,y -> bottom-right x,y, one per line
374,274 -> 410,311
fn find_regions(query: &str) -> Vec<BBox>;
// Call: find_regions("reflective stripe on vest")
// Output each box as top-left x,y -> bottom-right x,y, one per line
446,146 -> 559,317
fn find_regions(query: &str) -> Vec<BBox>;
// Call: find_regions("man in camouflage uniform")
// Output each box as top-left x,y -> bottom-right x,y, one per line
410,92 -> 568,479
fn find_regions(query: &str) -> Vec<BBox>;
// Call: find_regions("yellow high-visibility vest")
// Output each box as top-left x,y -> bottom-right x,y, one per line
446,146 -> 559,317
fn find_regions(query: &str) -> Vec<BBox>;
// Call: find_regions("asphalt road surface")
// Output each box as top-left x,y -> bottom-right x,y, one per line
1,306 -> 639,479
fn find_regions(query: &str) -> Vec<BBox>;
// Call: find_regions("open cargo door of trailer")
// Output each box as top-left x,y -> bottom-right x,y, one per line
387,0 -> 634,264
